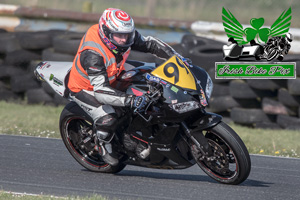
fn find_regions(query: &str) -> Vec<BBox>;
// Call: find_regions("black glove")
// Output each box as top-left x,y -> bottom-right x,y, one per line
131,95 -> 149,111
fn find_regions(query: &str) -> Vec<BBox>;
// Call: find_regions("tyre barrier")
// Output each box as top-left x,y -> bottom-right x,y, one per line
16,31 -> 53,50
53,33 -> 83,55
230,107 -> 274,125
0,32 -> 21,53
0,31 -> 300,129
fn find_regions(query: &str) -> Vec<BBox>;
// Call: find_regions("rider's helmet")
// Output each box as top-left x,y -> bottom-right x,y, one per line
285,33 -> 293,43
98,8 -> 135,54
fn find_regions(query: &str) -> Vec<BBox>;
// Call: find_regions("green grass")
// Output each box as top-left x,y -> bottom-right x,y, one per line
0,191 -> 107,200
0,100 -> 299,158
0,101 -> 62,138
232,124 -> 300,158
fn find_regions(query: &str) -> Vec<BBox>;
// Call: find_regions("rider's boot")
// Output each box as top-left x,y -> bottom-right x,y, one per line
96,130 -> 119,166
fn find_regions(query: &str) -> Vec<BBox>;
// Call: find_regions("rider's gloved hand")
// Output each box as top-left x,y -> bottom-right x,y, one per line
131,95 -> 149,111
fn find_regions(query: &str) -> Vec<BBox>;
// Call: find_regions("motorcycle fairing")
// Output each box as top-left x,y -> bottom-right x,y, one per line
35,61 -> 72,97
151,55 -> 197,91
124,119 -> 194,168
191,112 -> 222,131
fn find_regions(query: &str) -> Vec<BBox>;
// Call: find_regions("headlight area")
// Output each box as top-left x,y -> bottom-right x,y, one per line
205,74 -> 213,101
169,101 -> 200,114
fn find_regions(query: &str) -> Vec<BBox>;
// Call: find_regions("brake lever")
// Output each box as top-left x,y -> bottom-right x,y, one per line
133,93 -> 157,122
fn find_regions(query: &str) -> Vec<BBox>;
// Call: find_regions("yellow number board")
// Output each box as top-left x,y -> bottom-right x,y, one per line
151,56 -> 196,90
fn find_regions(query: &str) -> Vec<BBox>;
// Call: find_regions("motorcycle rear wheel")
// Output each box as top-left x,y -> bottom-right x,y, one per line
191,121 -> 251,185
59,102 -> 126,173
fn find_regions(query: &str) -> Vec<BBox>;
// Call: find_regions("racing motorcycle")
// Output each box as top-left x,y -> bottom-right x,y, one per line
263,42 -> 288,61
262,35 -> 292,61
34,55 -> 251,185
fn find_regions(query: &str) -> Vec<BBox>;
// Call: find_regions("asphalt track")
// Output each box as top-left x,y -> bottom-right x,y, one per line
0,134 -> 299,200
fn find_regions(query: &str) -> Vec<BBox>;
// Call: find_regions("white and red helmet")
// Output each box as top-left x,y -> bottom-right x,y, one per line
99,8 -> 135,54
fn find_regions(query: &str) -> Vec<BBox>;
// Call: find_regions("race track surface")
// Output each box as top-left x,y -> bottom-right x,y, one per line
0,134 -> 299,200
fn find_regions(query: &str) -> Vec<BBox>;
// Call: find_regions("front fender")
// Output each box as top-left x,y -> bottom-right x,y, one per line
191,112 -> 222,131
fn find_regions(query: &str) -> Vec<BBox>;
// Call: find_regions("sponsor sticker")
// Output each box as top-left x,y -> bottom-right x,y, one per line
146,73 -> 161,83
171,86 -> 179,93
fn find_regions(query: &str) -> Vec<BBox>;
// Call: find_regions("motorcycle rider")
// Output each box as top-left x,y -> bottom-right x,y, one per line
67,8 -> 179,166
264,33 -> 293,60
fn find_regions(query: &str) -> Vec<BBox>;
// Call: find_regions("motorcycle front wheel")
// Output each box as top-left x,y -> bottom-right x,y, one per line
191,121 -> 251,185
267,48 -> 279,61
59,102 -> 126,173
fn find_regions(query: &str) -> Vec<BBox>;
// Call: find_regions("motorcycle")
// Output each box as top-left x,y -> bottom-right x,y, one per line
263,43 -> 287,61
34,55 -> 251,185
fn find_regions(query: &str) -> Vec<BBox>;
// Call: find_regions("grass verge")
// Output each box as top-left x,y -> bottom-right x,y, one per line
0,191 -> 107,200
0,101 -> 299,158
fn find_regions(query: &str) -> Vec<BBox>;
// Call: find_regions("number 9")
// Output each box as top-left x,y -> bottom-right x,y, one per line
164,63 -> 179,84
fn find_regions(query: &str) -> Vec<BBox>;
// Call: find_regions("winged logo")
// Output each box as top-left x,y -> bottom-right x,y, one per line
222,7 -> 292,45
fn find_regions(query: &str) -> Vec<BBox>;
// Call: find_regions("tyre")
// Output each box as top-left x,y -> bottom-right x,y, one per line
188,45 -> 223,71
262,97 -> 289,115
0,83 -> 19,101
170,43 -> 187,57
10,74 -> 41,93
230,107 -> 272,125
4,49 -> 41,67
266,48 -> 278,61
211,83 -> 230,97
246,79 -> 287,90
278,88 -> 300,107
53,33 -> 83,55
0,32 -> 21,53
26,88 -> 53,104
181,34 -> 225,50
230,80 -> 277,99
229,80 -> 257,99
42,48 -> 75,62
0,65 -> 26,78
276,115 -> 300,130
288,78 -> 300,95
233,98 -> 261,109
59,102 -> 126,173
16,31 -> 52,50
191,121 -> 251,185
208,95 -> 239,113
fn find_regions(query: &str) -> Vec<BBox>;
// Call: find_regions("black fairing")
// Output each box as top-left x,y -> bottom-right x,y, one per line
191,112 -> 222,131
189,65 -> 208,91
113,63 -> 215,169
189,65 -> 210,100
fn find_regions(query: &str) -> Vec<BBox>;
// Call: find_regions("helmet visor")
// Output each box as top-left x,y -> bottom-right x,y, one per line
110,31 -> 135,48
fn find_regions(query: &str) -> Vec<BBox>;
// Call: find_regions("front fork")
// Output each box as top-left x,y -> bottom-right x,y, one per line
181,113 -> 222,161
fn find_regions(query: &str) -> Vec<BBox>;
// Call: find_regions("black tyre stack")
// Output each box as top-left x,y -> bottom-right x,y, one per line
0,30 -> 81,105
